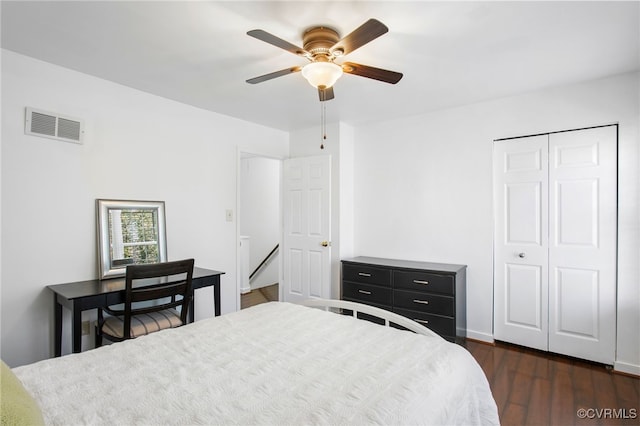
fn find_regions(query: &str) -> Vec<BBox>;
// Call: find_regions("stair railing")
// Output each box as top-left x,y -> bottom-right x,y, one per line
249,244 -> 279,281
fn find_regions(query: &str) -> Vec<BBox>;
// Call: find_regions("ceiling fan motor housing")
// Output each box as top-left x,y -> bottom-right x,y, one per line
303,26 -> 340,60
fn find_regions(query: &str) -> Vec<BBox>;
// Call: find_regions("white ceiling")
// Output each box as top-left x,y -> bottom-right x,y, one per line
2,1 -> 639,132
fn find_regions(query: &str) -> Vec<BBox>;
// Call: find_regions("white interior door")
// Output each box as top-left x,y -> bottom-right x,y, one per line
282,155 -> 331,303
494,135 -> 549,351
494,126 -> 617,364
548,127 -> 617,364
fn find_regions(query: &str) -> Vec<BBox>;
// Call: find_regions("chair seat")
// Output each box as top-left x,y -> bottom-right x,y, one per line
101,309 -> 183,339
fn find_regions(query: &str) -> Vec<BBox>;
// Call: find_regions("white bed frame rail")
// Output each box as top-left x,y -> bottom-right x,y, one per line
302,298 -> 443,339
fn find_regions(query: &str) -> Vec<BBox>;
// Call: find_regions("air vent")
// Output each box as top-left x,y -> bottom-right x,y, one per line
25,107 -> 84,144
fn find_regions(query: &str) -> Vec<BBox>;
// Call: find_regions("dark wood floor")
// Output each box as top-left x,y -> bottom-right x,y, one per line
240,284 -> 278,309
464,339 -> 640,426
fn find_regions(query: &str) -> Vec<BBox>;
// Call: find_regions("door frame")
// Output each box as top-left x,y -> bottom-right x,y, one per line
235,148 -> 285,311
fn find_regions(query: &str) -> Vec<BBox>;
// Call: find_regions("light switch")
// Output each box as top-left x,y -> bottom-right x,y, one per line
226,209 -> 233,222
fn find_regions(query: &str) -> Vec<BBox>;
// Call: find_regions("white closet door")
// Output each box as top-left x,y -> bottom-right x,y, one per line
548,127 -> 617,364
493,135 -> 549,351
494,126 -> 617,365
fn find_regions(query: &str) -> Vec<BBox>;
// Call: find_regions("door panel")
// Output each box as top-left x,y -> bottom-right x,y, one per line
288,190 -> 303,234
505,263 -> 543,330
288,249 -> 303,295
309,189 -> 323,235
505,148 -> 542,172
556,179 -> 598,247
282,155 -> 331,303
554,267 -> 599,339
494,135 -> 549,351
506,182 -> 542,245
308,250 -> 324,298
548,127 -> 616,364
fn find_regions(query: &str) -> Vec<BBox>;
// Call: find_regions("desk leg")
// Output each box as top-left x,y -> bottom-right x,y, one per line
214,280 -> 221,317
54,296 -> 62,357
72,305 -> 82,353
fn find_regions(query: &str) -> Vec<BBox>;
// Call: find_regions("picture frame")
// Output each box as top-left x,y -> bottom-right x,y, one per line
96,199 -> 167,279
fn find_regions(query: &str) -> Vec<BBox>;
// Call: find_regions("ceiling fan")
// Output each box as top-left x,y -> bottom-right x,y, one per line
246,19 -> 403,102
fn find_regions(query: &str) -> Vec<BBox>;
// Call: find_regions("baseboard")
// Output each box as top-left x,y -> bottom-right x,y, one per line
466,329 -> 494,344
614,360 -> 640,377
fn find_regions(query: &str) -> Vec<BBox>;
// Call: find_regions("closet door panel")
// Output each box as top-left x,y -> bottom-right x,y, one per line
555,179 -> 598,246
493,135 -> 549,351
548,126 -> 617,365
554,267 -> 599,337
505,263 -> 543,329
506,182 -> 543,245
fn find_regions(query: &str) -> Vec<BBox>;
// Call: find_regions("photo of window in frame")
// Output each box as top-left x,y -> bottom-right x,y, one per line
96,199 -> 167,279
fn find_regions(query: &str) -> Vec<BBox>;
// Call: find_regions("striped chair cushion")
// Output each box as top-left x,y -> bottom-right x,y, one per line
101,309 -> 183,339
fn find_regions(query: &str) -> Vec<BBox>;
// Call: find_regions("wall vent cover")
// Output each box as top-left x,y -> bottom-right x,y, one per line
25,107 -> 84,144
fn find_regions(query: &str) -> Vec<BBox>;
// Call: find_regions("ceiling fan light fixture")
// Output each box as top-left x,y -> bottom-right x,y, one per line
301,62 -> 343,89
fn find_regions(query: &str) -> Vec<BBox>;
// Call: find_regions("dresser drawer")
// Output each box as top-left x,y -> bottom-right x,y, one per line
343,264 -> 391,287
393,308 -> 456,339
394,270 -> 454,295
393,289 -> 454,317
343,281 -> 392,306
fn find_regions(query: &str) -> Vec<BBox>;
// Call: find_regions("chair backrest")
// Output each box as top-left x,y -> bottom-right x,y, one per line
122,258 -> 195,339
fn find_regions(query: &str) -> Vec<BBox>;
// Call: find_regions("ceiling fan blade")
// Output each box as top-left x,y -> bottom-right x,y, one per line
342,62 -> 403,84
318,86 -> 335,102
247,29 -> 308,56
246,66 -> 302,84
331,19 -> 388,56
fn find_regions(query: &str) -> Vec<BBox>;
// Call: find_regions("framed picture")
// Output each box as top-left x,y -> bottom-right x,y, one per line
96,199 -> 167,279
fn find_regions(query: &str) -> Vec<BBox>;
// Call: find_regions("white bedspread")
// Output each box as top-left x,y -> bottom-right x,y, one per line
14,302 -> 499,425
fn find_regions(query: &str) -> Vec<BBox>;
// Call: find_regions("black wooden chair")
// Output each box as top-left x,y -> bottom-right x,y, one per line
96,258 -> 195,347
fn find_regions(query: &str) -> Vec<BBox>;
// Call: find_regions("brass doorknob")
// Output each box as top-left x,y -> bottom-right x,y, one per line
320,241 -> 330,247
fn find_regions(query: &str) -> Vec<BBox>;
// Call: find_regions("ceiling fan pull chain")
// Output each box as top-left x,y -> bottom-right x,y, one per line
320,102 -> 326,149
319,102 -> 323,149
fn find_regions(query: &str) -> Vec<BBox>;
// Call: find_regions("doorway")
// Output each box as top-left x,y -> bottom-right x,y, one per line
238,153 -> 282,309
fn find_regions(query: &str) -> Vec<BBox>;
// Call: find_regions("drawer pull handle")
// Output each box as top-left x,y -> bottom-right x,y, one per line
358,290 -> 372,295
413,299 -> 429,305
413,280 -> 430,285
415,319 -> 429,324
358,272 -> 372,277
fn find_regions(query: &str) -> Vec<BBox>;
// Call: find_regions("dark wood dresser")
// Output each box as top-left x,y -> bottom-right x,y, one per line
341,256 -> 467,342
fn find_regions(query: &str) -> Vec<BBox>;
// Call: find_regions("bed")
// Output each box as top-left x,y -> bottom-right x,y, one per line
10,300 -> 499,425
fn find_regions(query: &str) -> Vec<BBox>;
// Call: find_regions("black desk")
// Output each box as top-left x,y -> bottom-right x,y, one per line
48,267 -> 225,357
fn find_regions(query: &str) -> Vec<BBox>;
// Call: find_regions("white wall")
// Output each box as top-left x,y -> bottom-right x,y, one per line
0,50 -> 288,367
239,156 -> 280,289
353,72 -> 639,374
